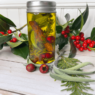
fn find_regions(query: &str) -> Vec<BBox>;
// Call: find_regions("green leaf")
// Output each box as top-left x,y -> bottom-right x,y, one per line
21,33 -> 28,41
0,44 -> 3,50
0,14 -> 16,27
65,13 -> 70,22
56,26 -> 63,33
68,39 -> 77,58
56,35 -> 68,50
13,32 -> 26,41
11,43 -> 29,59
79,9 -> 84,33
62,19 -> 74,30
91,27 -> 95,40
0,35 -> 12,45
7,41 -> 23,48
29,30 -> 38,48
72,4 -> 89,30
0,19 -> 9,32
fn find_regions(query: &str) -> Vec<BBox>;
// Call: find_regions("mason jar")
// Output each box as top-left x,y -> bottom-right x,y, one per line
27,1 -> 56,64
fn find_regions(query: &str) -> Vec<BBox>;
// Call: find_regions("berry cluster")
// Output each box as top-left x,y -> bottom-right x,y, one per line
61,26 -> 70,38
71,32 -> 95,51
26,64 -> 49,74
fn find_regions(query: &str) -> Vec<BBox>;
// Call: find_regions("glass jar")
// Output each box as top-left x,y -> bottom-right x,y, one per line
27,1 -> 56,64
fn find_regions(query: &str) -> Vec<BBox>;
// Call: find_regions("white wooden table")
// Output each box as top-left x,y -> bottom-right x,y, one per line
0,46 -> 95,95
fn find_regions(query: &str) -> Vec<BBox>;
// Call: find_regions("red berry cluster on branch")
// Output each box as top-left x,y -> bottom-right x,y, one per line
71,32 -> 95,51
61,26 -> 70,38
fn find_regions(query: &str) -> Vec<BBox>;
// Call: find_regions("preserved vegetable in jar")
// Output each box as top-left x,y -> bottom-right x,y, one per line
27,1 -> 56,64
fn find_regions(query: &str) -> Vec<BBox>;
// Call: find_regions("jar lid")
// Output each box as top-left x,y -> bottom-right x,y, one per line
27,1 -> 56,13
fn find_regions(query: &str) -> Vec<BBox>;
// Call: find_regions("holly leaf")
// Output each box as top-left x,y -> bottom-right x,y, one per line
56,35 -> 68,50
21,33 -> 28,41
7,41 -> 23,48
0,44 -> 3,50
11,43 -> 29,59
71,4 -> 89,30
0,19 -> 10,32
0,14 -> 16,27
68,39 -> 76,58
56,26 -> 63,33
0,35 -> 12,45
13,32 -> 26,41
65,13 -> 70,22
90,27 -> 95,40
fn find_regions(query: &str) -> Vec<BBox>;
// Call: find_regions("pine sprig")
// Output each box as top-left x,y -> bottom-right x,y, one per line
57,57 -> 93,95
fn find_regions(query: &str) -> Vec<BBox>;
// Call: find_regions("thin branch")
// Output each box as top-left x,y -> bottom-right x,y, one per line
13,24 -> 27,32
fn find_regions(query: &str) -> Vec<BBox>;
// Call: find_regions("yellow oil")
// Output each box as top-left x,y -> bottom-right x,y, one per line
27,13 -> 56,64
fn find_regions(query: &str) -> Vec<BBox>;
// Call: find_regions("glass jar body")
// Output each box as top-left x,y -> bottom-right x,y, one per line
27,13 -> 56,64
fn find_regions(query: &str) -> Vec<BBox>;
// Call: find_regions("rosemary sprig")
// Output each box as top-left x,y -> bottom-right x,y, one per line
57,57 -> 93,95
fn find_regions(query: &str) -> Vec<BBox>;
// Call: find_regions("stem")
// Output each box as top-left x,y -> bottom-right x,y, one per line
66,62 -> 93,70
13,24 -> 27,32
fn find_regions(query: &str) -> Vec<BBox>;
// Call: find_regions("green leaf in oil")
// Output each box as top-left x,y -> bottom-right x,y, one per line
35,16 -> 49,27
30,30 -> 38,48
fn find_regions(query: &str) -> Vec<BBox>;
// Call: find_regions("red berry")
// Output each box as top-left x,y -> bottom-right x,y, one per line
89,43 -> 94,48
45,53 -> 51,58
86,39 -> 91,44
71,35 -> 76,40
41,54 -> 46,58
66,26 -> 69,29
91,41 -> 95,45
65,28 -> 70,33
83,40 -> 87,43
88,48 -> 91,51
10,39 -> 13,42
7,30 -> 12,34
12,38 -> 17,42
79,47 -> 84,51
19,33 -> 21,37
76,40 -> 80,44
84,47 -> 87,50
76,44 -> 81,48
46,36 -> 55,43
39,64 -> 49,73
61,31 -> 66,35
80,37 -> 85,41
76,36 -> 80,40
64,34 -> 68,38
26,64 -> 35,72
0,32 -> 4,35
82,43 -> 87,48
79,32 -> 84,37
74,41 -> 77,46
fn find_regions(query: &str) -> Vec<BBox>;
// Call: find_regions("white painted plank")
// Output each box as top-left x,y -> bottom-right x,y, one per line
0,0 -> 95,4
0,90 -> 19,95
7,9 -> 20,30
63,9 -> 78,20
19,9 -> 27,34
0,9 -> 7,17
59,8 -> 66,25
0,55 -> 95,95
0,47 -> 26,63
56,9 -> 62,24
